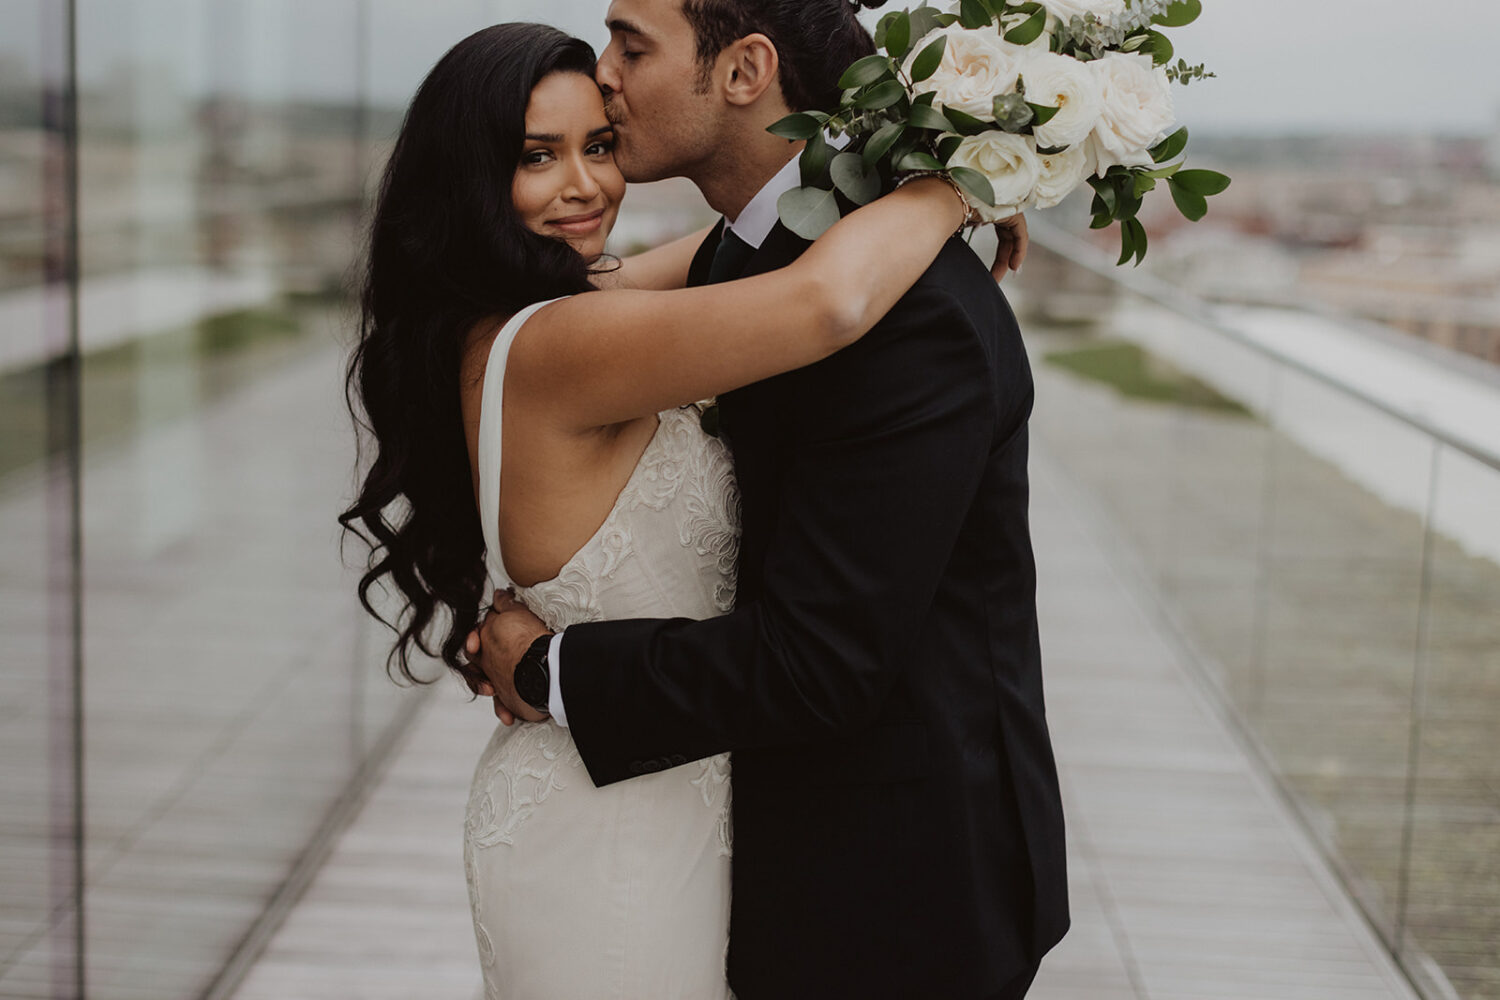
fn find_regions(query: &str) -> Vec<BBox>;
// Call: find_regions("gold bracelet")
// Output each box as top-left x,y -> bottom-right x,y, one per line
894,169 -> 979,236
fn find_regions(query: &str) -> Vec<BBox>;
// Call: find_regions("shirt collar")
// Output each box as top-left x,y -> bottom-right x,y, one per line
725,153 -> 802,251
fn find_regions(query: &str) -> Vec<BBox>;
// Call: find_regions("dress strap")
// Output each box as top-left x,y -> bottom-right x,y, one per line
477,297 -> 566,593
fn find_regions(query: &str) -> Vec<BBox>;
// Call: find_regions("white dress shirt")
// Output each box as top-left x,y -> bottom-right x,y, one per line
545,155 -> 804,725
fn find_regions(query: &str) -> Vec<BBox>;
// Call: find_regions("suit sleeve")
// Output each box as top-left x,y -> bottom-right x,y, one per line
560,280 -> 998,786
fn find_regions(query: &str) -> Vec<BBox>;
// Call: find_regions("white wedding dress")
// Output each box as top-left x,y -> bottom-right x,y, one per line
464,298 -> 740,1000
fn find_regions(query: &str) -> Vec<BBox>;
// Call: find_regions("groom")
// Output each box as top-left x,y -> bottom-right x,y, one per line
471,1 -> 1068,996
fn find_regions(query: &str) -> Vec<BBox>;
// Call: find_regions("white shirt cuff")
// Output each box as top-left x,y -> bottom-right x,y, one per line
546,631 -> 568,728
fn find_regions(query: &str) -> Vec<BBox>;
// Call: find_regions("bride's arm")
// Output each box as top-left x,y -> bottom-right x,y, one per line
593,224 -> 716,291
510,177 -> 968,430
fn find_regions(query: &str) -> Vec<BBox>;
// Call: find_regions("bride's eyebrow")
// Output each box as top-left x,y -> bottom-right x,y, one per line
524,126 -> 615,143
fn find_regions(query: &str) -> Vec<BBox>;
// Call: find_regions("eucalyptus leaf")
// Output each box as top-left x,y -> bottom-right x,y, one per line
895,150 -> 944,172
908,102 -> 955,132
800,131 -> 831,187
910,5 -> 947,41
840,54 -> 894,90
909,35 -> 948,83
1168,179 -> 1208,221
778,185 -> 842,240
863,122 -> 906,167
959,0 -> 991,30
1125,218 -> 1148,265
768,112 -> 823,141
1117,222 -> 1136,266
1027,102 -> 1060,126
855,80 -> 907,111
993,92 -> 1034,132
944,107 -> 990,136
1143,30 -> 1173,67
884,11 -> 912,60
1153,0 -> 1202,27
1171,169 -> 1231,196
1092,178 -> 1118,216
1150,126 -> 1189,163
949,165 -> 997,207
1004,8 -> 1047,45
831,152 -> 883,205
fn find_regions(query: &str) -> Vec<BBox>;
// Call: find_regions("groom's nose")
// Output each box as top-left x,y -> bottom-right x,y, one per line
595,49 -> 621,96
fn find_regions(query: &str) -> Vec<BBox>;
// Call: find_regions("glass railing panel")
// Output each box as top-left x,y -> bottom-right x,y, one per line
1245,365 -> 1436,939
0,3 -> 84,998
1402,445 -> 1500,1000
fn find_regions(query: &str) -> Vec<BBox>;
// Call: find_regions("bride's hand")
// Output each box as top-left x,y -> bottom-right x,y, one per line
991,213 -> 1028,284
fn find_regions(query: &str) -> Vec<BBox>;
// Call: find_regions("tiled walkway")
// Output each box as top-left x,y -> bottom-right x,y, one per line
230,443 -> 1421,1000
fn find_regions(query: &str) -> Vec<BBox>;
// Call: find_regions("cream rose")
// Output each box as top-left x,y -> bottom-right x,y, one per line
945,131 -> 1042,222
1032,141 -> 1090,209
1088,52 -> 1175,175
1019,51 -> 1103,150
905,24 -> 1024,122
1039,0 -> 1127,24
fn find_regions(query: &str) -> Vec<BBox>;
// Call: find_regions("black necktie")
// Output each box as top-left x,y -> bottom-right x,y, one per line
707,226 -> 755,284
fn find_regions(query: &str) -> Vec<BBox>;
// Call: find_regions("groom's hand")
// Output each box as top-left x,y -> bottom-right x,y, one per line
464,590 -> 550,726
991,213 -> 1029,284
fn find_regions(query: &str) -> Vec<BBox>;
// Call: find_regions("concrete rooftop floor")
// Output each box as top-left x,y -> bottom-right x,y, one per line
228,440 -> 1421,1000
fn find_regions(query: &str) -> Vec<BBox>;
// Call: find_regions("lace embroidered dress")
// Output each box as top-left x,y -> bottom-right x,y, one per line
464,299 -> 739,1000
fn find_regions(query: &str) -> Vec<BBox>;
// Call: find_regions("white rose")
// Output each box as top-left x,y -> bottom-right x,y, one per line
1088,52 -> 1175,175
1032,140 -> 1090,209
1039,0 -> 1127,25
906,24 -> 1025,122
945,131 -> 1042,222
1019,51 -> 1103,150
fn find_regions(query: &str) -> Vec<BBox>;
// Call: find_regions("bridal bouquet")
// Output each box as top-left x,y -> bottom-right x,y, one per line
770,0 -> 1229,265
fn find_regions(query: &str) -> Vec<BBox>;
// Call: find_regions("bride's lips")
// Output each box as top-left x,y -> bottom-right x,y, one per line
549,208 -> 606,237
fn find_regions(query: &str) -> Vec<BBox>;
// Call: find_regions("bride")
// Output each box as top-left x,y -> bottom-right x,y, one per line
340,21 -> 1018,999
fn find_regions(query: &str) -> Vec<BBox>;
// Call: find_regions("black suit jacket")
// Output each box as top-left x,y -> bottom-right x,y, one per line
561,223 -> 1068,999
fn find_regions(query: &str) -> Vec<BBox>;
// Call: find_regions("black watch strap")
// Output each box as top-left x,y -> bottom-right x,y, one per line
513,633 -> 554,714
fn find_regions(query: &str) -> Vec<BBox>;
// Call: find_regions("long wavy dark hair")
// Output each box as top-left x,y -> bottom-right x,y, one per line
340,24 -> 602,685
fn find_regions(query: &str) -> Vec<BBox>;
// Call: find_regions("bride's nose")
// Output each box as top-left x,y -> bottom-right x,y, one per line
561,154 -> 602,202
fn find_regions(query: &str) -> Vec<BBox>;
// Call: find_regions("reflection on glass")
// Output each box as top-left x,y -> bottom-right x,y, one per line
0,2 -> 84,998
1403,445 -> 1500,1000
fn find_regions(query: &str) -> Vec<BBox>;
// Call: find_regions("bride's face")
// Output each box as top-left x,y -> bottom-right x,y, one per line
512,72 -> 626,262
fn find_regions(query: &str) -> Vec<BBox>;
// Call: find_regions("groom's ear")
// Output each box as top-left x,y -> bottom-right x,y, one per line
716,32 -> 783,109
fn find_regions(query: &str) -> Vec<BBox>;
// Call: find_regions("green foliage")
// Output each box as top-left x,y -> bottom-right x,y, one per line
777,185 -> 841,240
1152,0 -> 1202,28
768,113 -> 824,141
909,35 -> 948,83
949,166 -> 997,208
841,54 -> 895,90
1150,125 -> 1189,163
765,0 -> 1227,266
908,102 -> 955,132
831,153 -> 882,205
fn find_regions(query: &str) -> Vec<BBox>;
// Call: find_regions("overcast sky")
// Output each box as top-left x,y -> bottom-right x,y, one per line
8,0 -> 1496,136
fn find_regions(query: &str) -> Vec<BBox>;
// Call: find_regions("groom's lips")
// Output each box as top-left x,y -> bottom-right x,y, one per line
549,209 -> 606,236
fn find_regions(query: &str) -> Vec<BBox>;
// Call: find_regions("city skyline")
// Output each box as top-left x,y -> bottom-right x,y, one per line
2,0 -> 1498,136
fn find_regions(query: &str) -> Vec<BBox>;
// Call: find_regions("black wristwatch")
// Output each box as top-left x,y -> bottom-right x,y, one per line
513,633 -> 554,715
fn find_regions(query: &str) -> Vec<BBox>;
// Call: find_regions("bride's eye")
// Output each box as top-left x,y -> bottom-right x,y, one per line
522,149 -> 554,166
586,139 -> 615,157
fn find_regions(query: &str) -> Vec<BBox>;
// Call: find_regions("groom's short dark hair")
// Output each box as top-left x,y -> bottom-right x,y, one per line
682,0 -> 879,111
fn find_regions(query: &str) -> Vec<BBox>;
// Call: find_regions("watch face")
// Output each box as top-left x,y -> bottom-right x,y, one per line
515,655 -> 549,712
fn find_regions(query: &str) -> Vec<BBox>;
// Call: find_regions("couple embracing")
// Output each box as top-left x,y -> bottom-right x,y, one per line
343,0 -> 1068,997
